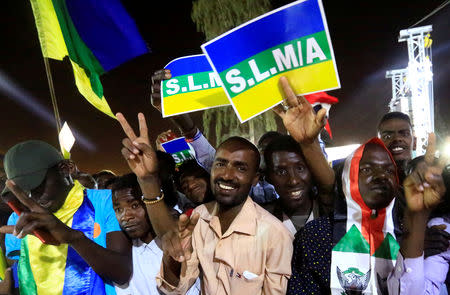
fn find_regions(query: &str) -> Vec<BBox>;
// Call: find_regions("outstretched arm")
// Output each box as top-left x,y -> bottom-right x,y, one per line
2,180 -> 132,284
274,76 -> 335,213
116,112 -> 177,237
401,133 -> 447,258
388,134 -> 448,295
150,69 -> 216,171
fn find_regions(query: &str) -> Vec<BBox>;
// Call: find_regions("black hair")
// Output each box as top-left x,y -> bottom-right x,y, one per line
156,151 -> 177,208
156,150 -> 176,175
257,131 -> 283,149
377,112 -> 412,131
263,135 -> 305,169
175,160 -> 209,187
110,173 -> 142,201
218,136 -> 261,171
174,160 -> 214,204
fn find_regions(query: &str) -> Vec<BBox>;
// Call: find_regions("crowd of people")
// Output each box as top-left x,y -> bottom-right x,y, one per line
0,73 -> 448,295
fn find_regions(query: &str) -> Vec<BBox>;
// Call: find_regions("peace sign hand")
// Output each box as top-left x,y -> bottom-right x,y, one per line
0,180 -> 76,245
273,76 -> 327,144
161,213 -> 200,263
404,133 -> 448,213
116,112 -> 159,179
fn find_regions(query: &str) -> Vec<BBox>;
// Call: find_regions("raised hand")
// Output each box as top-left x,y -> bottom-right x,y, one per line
404,133 -> 447,213
273,76 -> 327,144
117,112 -> 159,179
0,180 -> 76,245
150,69 -> 171,113
161,213 -> 200,262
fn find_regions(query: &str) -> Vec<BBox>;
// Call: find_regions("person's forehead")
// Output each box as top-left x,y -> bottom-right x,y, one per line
270,151 -> 306,165
113,188 -> 138,203
215,146 -> 255,162
360,145 -> 393,164
379,118 -> 411,132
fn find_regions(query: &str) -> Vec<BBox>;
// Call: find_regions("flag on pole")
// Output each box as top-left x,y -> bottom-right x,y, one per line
29,0 -> 149,118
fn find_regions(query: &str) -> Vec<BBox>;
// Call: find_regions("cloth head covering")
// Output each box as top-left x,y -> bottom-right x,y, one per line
330,138 -> 400,295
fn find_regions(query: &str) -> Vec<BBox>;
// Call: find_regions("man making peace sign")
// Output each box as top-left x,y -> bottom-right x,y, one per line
116,109 -> 293,295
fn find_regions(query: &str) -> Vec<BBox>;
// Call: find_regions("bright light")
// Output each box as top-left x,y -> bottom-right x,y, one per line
59,122 -> 75,158
325,144 -> 360,162
444,142 -> 450,158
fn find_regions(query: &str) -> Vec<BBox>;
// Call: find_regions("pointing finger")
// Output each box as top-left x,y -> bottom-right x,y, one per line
279,76 -> 298,108
424,133 -> 436,166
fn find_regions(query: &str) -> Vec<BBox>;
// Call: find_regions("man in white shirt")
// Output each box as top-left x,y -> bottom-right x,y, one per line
110,173 -> 200,295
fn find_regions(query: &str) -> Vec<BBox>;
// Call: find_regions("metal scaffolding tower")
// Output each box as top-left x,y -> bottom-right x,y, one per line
386,25 -> 434,156
386,69 -> 410,115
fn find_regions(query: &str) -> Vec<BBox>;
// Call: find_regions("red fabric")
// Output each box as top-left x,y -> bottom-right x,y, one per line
185,208 -> 194,217
304,92 -> 338,105
348,138 -> 398,255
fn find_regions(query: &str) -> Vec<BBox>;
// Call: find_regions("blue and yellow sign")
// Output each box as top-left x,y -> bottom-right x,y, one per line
161,137 -> 196,166
201,0 -> 340,122
161,54 -> 230,117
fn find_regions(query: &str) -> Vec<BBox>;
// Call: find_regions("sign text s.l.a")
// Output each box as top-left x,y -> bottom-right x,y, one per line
201,0 -> 340,122
161,54 -> 230,117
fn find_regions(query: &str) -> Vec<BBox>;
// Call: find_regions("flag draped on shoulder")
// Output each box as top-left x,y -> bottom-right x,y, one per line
29,0 -> 149,118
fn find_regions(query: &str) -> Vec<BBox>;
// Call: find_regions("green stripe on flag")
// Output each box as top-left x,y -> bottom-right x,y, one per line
373,233 -> 400,259
51,0 -> 105,98
333,225 -> 370,254
218,31 -> 331,98
19,239 -> 38,295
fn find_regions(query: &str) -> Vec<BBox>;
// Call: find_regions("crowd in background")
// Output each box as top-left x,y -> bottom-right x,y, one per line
0,74 -> 448,295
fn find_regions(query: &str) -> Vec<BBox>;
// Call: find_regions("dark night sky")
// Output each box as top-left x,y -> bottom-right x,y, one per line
1,0 -> 449,175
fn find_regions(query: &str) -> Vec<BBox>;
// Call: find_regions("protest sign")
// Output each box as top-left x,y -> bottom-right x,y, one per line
161,137 -> 196,166
201,0 -> 340,122
161,54 -> 230,117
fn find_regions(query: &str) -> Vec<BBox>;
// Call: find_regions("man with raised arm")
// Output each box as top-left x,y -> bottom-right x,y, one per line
116,109 -> 294,294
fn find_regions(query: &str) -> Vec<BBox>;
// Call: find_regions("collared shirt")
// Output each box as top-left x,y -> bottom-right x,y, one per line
157,197 -> 293,295
115,239 -> 200,295
387,216 -> 450,295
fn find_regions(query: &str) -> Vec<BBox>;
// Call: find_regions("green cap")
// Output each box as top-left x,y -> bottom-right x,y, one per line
2,140 -> 63,196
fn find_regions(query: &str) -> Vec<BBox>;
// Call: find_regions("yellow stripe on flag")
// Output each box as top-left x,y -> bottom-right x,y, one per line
232,60 -> 339,121
29,0 -> 68,60
163,87 -> 230,117
70,60 -> 116,118
28,181 -> 84,295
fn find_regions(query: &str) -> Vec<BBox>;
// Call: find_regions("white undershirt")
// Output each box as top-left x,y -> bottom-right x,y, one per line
115,239 -> 200,295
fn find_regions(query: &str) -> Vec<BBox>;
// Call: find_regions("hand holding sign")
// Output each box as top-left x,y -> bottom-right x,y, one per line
274,76 -> 327,144
0,180 -> 73,245
116,112 -> 159,179
151,69 -> 171,113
